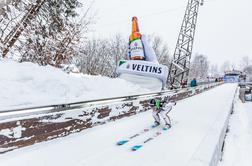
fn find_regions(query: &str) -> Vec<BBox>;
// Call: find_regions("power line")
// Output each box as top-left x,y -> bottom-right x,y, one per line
96,5 -> 186,29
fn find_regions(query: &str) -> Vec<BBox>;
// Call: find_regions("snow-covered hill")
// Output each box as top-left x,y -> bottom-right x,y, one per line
0,60 -> 150,111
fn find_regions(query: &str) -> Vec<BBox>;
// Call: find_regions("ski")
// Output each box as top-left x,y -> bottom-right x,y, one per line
117,125 -> 158,145
131,127 -> 169,151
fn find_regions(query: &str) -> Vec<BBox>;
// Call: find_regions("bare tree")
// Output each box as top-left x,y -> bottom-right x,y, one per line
239,56 -> 252,81
220,61 -> 231,73
107,34 -> 127,77
189,54 -> 209,81
239,56 -> 251,69
78,38 -> 110,75
147,34 -> 170,65
78,34 -> 170,77
244,65 -> 252,81
78,34 -> 127,77
209,64 -> 219,77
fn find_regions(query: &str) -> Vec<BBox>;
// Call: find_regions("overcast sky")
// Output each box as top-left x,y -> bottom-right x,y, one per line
85,0 -> 252,67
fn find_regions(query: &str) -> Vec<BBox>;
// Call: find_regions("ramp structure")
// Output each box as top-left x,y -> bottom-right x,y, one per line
169,0 -> 204,88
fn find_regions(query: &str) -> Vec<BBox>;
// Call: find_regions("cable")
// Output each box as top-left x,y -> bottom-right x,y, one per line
96,5 -> 186,29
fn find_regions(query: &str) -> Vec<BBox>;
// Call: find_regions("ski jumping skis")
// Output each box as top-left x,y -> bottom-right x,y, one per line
117,126 -> 157,145
131,127 -> 168,151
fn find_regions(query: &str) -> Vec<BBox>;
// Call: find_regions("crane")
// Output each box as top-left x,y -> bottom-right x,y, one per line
168,0 -> 204,88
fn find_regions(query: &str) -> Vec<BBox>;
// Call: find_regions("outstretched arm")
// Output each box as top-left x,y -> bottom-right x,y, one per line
164,101 -> 176,109
141,35 -> 159,63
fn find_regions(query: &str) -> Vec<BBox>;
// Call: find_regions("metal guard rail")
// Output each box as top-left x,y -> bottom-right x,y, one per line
0,82 -> 223,154
0,82 -> 218,121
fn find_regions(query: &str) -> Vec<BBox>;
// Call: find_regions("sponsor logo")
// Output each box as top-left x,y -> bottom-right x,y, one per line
130,46 -> 143,51
131,64 -> 162,74
130,40 -> 143,52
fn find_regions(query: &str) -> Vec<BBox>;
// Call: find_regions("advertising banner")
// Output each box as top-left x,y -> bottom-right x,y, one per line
116,60 -> 168,84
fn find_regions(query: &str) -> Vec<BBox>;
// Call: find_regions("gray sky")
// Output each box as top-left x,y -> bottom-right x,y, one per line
86,0 -> 252,67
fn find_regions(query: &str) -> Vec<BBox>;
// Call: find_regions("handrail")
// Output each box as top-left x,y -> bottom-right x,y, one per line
0,82 -> 221,121
0,89 -> 173,113
0,89 -> 176,121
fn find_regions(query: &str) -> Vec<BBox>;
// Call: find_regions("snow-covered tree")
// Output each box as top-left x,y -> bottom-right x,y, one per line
78,34 -> 127,77
209,64 -> 220,77
107,34 -> 128,77
239,56 -> 252,81
18,0 -> 89,67
243,65 -> 252,81
1,0 -> 46,57
239,56 -> 251,70
1,0 -> 93,67
189,54 -> 209,81
147,34 -> 170,66
78,34 -> 170,77
220,61 -> 231,73
78,38 -> 109,75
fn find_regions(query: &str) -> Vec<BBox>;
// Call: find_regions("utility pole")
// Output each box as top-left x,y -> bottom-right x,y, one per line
168,0 -> 204,88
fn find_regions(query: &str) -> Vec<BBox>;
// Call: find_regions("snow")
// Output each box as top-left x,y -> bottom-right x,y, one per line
218,93 -> 252,166
0,83 -> 237,166
0,60 -> 150,111
0,122 -> 25,139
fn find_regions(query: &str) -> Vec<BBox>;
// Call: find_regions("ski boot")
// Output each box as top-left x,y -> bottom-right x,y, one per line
151,121 -> 160,128
163,123 -> 171,130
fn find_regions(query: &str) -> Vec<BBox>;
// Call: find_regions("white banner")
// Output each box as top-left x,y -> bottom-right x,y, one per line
116,60 -> 168,84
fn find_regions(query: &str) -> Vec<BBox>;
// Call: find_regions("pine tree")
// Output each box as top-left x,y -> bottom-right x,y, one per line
18,0 -> 84,67
1,0 -> 46,57
1,0 -> 92,68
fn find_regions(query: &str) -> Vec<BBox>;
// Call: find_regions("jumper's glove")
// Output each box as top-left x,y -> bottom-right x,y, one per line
169,101 -> 176,106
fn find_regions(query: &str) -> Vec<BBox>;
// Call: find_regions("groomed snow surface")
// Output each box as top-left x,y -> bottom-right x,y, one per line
0,84 -> 238,166
218,94 -> 252,166
0,60 -> 150,111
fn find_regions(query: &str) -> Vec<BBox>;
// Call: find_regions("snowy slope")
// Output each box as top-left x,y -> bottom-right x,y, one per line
0,60 -> 150,111
0,84 -> 237,166
219,95 -> 252,166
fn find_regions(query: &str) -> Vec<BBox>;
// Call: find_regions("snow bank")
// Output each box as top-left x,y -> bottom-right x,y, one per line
187,87 -> 237,166
219,93 -> 252,166
0,60 -> 150,111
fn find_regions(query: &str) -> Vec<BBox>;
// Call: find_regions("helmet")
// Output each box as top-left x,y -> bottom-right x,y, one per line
149,99 -> 156,107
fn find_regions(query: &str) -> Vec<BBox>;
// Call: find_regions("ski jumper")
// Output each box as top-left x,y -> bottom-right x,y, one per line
151,99 -> 176,127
